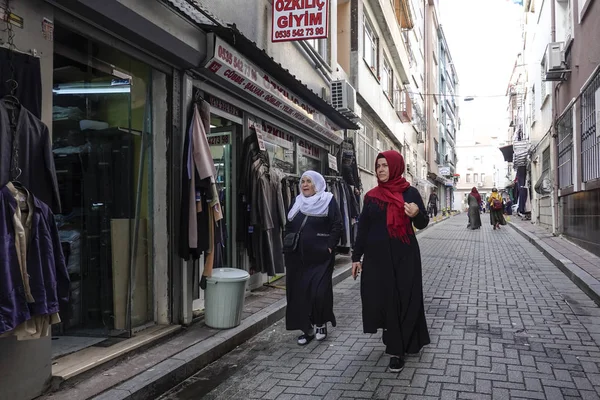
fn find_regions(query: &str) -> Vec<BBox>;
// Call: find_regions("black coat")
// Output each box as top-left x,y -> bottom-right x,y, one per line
285,198 -> 343,333
0,101 -> 61,213
352,187 -> 430,356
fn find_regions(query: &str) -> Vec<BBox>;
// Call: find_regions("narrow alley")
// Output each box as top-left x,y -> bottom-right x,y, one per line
159,217 -> 600,400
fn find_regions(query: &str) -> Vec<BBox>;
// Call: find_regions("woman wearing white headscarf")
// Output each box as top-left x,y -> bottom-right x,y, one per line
284,170 -> 343,345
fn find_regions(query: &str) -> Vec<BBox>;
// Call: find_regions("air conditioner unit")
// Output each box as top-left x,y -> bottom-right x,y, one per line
330,80 -> 359,119
545,42 -> 565,71
416,131 -> 424,143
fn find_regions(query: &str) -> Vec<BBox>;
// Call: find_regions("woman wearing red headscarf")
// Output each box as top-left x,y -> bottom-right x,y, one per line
467,187 -> 482,230
351,151 -> 430,373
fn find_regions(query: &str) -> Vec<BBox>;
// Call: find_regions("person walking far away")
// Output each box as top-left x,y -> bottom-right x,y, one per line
284,171 -> 342,345
467,187 -> 482,230
489,187 -> 506,230
351,150 -> 430,373
427,188 -> 438,218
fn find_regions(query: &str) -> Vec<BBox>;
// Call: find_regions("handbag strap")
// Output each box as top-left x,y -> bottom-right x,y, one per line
298,215 -> 309,234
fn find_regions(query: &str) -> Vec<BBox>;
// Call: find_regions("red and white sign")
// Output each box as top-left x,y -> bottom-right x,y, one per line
272,0 -> 329,42
205,37 -> 342,144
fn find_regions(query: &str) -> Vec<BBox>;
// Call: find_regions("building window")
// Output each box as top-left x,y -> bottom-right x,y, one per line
557,107 -> 574,188
540,58 -> 548,104
481,173 -> 485,184
363,14 -> 378,72
530,85 -> 536,123
382,56 -> 393,100
354,122 -> 377,173
307,38 -> 328,63
542,146 -> 551,177
580,72 -> 600,182
474,173 -> 479,183
466,174 -> 471,183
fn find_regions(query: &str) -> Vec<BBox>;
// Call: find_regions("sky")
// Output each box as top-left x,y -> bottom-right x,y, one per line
438,0 -> 524,144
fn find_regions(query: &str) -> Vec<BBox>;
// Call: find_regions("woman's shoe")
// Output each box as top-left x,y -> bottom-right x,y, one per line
315,325 -> 327,341
388,357 -> 405,372
297,333 -> 315,346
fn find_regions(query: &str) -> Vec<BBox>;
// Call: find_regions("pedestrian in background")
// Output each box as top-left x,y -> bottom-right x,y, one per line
284,171 -> 342,346
489,188 -> 506,230
351,150 -> 430,373
467,187 -> 482,230
427,188 -> 438,218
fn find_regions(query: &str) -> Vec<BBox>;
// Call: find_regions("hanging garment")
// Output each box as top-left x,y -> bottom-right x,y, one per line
0,183 -> 70,336
179,101 -> 223,266
0,100 -> 61,213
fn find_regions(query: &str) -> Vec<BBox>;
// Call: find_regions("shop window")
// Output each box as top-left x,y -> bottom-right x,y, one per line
52,25 -> 154,335
466,174 -> 471,183
298,139 -> 322,173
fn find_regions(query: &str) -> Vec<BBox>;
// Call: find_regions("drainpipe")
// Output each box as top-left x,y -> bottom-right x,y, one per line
550,0 -> 560,235
423,0 -> 428,167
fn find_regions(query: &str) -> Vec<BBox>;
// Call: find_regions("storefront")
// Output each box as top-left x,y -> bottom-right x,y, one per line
1,1 -> 358,398
181,33 -> 359,312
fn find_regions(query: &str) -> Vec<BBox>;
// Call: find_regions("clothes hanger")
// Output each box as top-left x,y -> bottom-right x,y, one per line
3,79 -> 21,109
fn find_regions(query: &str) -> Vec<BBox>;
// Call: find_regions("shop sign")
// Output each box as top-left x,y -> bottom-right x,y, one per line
298,139 -> 321,160
205,37 -> 343,145
328,153 -> 338,172
207,94 -> 242,118
272,0 -> 329,43
207,134 -> 230,146
262,122 -> 295,150
438,166 -> 451,176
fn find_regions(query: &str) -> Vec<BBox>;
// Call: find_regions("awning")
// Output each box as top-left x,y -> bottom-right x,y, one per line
499,144 -> 514,162
166,0 -> 359,132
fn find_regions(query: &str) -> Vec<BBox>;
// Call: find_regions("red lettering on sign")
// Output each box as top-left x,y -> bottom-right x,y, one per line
224,69 -> 245,85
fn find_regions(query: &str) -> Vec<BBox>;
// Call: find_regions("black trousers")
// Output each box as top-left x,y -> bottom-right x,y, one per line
428,204 -> 438,217
0,47 -> 42,119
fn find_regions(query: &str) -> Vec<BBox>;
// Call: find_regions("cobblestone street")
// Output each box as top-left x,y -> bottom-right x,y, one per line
159,217 -> 600,400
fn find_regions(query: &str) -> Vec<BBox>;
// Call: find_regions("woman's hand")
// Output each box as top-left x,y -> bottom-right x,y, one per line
352,262 -> 362,280
404,202 -> 420,218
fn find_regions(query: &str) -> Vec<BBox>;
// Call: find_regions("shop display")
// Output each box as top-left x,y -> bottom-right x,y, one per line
179,98 -> 224,285
0,62 -> 70,339
238,129 -> 286,277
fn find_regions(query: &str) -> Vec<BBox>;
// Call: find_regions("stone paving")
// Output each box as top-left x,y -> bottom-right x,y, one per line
159,216 -> 600,400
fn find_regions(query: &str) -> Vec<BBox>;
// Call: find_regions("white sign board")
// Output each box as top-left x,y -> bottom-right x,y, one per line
328,153 -> 338,172
272,0 -> 329,42
439,167 -> 451,176
205,37 -> 343,144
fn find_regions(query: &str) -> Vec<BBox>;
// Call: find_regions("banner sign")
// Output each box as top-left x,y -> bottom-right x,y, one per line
205,37 -> 342,144
272,0 -> 329,42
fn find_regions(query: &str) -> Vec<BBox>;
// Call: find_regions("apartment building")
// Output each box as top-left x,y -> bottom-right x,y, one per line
505,0 -> 600,256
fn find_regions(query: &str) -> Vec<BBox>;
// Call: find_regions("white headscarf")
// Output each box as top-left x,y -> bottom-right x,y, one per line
287,170 -> 334,220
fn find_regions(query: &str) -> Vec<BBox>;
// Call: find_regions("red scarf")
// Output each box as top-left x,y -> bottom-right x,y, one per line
367,150 -> 412,244
470,187 -> 482,204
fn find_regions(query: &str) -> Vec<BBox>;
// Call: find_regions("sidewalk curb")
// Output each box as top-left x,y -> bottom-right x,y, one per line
91,264 -> 353,400
508,221 -> 600,307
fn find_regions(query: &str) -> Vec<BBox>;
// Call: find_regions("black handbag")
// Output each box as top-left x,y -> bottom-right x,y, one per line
282,215 -> 309,253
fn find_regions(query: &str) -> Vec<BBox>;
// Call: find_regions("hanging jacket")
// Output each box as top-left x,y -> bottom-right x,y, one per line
0,100 -> 61,214
0,184 -> 70,335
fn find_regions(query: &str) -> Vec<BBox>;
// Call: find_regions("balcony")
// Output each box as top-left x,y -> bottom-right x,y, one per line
391,0 -> 414,29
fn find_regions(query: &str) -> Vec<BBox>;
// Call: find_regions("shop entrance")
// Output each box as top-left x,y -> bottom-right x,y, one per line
207,127 -> 233,267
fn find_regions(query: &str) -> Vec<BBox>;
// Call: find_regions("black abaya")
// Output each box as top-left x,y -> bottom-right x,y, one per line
352,187 -> 430,356
285,198 -> 343,334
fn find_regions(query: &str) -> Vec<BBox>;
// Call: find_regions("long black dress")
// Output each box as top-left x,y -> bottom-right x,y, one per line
285,197 -> 343,334
352,187 -> 430,357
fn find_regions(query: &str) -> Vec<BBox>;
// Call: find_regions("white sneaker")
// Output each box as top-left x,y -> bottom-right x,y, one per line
315,325 -> 327,341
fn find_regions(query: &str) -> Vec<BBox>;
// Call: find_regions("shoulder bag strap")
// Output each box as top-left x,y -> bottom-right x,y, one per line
298,215 -> 309,234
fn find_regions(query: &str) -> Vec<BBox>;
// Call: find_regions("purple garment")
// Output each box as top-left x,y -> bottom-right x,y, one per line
0,185 -> 70,335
